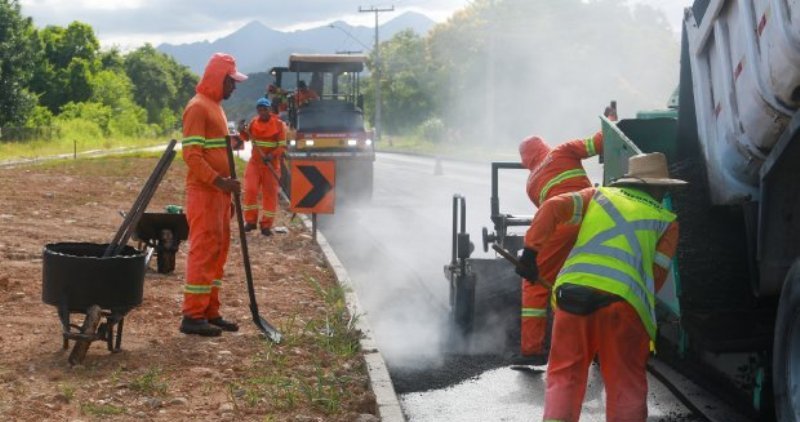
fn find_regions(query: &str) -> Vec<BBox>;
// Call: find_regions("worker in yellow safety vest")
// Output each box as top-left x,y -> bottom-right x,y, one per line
516,152 -> 686,422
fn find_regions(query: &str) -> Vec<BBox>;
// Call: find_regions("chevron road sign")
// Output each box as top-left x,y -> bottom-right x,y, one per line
289,160 -> 335,214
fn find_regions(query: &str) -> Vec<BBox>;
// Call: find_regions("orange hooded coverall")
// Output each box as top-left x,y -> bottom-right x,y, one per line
518,133 -> 603,356
240,114 -> 286,229
181,54 -> 241,320
525,187 -> 678,421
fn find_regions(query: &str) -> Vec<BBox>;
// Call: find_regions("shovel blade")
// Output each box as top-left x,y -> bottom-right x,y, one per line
250,305 -> 282,343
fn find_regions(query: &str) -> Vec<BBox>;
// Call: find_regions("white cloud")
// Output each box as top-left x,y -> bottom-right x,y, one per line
19,0 -> 694,49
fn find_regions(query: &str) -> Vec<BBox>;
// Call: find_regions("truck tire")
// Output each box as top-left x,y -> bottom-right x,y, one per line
773,259 -> 800,421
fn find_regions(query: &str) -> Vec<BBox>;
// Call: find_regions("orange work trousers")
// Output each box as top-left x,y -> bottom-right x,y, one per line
182,186 -> 231,320
521,224 -> 579,356
543,301 -> 650,422
521,279 -> 549,355
243,157 -> 280,229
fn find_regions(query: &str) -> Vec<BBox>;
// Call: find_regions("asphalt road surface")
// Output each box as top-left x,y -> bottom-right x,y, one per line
313,152 -> 700,421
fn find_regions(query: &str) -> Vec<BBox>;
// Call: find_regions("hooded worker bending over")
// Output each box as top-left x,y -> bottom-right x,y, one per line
516,131 -> 603,364
520,152 -> 684,421
180,53 -> 247,337
238,97 -> 286,236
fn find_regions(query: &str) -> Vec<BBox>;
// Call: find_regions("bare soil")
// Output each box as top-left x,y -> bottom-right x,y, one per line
0,154 -> 376,421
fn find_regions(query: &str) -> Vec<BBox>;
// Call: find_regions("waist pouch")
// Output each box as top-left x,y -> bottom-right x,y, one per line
555,283 -> 623,316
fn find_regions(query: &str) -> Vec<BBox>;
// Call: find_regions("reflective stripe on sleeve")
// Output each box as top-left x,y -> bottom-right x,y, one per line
203,138 -> 227,149
182,136 -> 205,147
539,168 -> 588,204
585,136 -> 597,156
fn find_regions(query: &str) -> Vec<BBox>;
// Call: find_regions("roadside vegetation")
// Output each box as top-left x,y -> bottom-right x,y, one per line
0,0 -> 196,160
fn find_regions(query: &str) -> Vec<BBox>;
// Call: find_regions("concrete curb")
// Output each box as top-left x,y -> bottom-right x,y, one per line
299,216 -> 406,422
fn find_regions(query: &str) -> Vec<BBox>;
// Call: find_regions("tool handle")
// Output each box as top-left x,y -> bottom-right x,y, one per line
491,243 -> 553,289
225,136 -> 260,309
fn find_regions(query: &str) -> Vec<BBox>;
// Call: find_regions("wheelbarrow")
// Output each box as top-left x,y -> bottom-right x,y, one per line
42,242 -> 146,365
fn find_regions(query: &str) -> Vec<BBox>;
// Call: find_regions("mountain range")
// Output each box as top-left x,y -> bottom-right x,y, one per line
157,11 -> 436,75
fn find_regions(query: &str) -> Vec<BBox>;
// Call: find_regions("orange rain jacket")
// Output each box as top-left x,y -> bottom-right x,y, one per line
181,53 -> 243,320
520,133 -> 603,283
295,88 -> 319,106
517,132 -> 604,355
240,114 -> 286,228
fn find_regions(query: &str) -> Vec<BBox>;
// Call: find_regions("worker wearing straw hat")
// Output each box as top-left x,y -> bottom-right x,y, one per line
517,152 -> 686,421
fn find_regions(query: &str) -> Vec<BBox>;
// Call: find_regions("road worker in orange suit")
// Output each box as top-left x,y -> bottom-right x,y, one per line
517,152 -> 685,422
179,53 -> 247,337
515,130 -> 604,364
238,97 -> 286,236
295,80 -> 319,107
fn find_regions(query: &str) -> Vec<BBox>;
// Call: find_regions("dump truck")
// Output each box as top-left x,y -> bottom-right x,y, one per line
446,0 -> 800,419
270,54 -> 375,200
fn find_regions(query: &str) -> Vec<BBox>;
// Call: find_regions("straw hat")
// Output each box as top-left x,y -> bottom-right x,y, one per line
610,152 -> 688,187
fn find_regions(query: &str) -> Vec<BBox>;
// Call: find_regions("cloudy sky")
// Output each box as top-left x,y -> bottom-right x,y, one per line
19,0 -> 692,49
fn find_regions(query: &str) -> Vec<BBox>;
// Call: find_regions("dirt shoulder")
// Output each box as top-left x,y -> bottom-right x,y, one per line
0,153 -> 376,421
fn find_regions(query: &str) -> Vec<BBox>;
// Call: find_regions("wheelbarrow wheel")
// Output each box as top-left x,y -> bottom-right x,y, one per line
68,305 -> 102,366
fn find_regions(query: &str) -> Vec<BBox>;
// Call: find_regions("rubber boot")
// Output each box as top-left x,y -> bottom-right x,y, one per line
209,317 -> 239,332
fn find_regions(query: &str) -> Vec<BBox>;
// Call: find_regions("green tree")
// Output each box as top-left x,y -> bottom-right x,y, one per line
30,22 -> 101,112
124,44 -> 197,132
365,30 -> 435,135
0,0 -> 38,126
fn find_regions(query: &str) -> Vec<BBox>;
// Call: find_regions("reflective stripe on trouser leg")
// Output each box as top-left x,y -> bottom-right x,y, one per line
243,158 -> 265,224
183,187 -> 228,319
521,278 -> 550,355
260,161 -> 280,229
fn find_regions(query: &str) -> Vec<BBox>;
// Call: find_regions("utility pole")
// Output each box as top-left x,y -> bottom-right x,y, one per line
359,5 -> 394,143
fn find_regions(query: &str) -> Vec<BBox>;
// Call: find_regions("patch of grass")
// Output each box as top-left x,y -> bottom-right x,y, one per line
305,277 -> 362,358
0,135 -> 173,162
58,384 -> 75,402
80,402 -> 126,416
232,278 -> 364,416
129,368 -> 168,396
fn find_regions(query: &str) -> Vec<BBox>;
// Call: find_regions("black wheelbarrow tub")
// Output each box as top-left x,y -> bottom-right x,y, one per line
42,243 -> 146,314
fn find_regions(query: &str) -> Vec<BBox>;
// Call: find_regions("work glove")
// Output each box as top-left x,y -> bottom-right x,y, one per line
262,153 -> 274,165
515,248 -> 539,282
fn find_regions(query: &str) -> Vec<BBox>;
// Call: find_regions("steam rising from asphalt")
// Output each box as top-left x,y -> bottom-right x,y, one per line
432,1 -> 679,150
320,1 -> 678,379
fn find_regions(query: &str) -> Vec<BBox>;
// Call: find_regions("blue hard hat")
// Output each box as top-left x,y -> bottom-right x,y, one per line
256,97 -> 271,108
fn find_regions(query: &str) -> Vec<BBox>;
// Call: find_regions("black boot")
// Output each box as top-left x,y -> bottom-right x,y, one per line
208,317 -> 239,332
244,222 -> 257,232
260,227 -> 273,236
179,317 -> 222,337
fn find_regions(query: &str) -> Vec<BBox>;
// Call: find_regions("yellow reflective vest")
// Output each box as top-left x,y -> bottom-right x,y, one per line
556,187 -> 676,340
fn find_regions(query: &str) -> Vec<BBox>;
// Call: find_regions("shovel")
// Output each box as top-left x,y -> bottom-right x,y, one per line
225,136 -> 282,343
491,243 -> 553,289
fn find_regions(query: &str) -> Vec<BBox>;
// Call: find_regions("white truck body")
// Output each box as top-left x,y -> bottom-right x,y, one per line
684,0 -> 800,205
